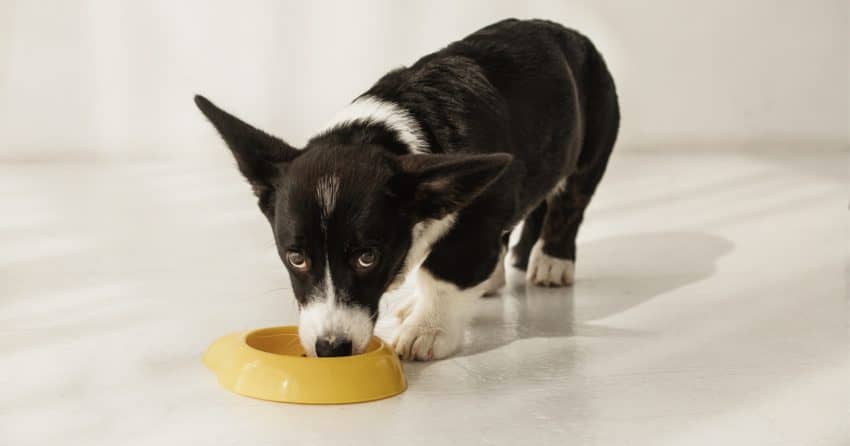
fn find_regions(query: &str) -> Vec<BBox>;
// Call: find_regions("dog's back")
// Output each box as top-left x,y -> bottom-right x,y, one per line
362,18 -> 618,226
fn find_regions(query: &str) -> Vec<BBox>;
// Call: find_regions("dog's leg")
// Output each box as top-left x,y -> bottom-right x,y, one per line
511,201 -> 546,270
527,165 -> 611,287
483,232 -> 510,296
391,268 -> 489,360
527,55 -> 620,287
391,223 -> 502,360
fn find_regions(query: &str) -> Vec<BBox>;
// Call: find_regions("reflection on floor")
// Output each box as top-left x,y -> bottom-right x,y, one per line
0,151 -> 845,445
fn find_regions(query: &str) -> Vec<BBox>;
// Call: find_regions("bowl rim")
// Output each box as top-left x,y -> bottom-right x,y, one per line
241,326 -> 390,361
205,326 -> 407,404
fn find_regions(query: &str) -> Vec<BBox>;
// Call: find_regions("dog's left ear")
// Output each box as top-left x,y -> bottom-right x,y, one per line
194,95 -> 300,199
390,153 -> 513,220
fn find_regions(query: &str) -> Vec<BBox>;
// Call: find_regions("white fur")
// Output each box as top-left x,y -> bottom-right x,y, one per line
390,268 -> 488,360
527,240 -> 575,286
316,175 -> 341,307
323,96 -> 429,154
317,175 -> 340,308
298,300 -> 374,356
315,175 -> 340,220
386,213 -> 457,291
549,177 -> 567,197
322,252 -> 337,308
298,260 -> 374,355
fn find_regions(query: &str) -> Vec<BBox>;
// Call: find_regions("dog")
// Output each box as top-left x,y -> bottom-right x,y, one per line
195,19 -> 619,360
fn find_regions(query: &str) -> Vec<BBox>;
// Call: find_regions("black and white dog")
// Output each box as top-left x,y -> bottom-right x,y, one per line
195,19 -> 619,360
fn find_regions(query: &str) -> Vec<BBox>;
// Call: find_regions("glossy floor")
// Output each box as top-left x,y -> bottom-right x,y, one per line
1,151 -> 846,445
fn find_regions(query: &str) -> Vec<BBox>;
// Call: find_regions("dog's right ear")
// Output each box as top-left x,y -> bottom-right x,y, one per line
194,95 -> 299,198
390,152 -> 513,220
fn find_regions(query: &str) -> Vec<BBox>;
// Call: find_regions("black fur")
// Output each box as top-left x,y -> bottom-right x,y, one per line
195,18 -> 619,353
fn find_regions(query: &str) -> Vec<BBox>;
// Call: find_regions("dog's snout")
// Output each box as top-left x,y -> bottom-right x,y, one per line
315,337 -> 353,357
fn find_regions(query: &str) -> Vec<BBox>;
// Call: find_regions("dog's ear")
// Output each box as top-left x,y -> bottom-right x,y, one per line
194,95 -> 299,198
390,153 -> 513,220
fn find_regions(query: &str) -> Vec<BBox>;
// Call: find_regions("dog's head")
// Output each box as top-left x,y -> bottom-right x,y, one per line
195,95 -> 510,356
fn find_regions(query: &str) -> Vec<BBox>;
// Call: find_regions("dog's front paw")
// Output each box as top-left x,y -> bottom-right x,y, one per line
527,241 -> 575,287
390,302 -> 462,361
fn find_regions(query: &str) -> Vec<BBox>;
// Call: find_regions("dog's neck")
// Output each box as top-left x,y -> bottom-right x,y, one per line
311,95 -> 430,155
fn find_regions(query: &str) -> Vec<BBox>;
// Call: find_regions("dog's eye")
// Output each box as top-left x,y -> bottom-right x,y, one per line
286,250 -> 309,272
353,249 -> 379,271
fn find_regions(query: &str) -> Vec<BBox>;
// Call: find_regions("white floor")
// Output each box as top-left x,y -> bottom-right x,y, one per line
0,151 -> 846,446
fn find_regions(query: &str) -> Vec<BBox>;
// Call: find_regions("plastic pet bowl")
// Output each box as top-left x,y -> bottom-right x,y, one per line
203,326 -> 406,404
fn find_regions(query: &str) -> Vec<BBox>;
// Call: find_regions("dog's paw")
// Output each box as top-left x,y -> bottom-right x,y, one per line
393,297 -> 415,321
527,241 -> 575,287
390,302 -> 462,361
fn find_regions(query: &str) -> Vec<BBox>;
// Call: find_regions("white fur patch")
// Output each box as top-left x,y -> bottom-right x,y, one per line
390,268 -> 488,360
298,300 -> 374,356
527,240 -> 575,287
386,213 -> 457,291
323,95 -> 429,154
316,175 -> 340,220
322,253 -> 337,308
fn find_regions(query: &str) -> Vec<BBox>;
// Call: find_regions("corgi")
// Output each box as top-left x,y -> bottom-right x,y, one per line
195,19 -> 619,359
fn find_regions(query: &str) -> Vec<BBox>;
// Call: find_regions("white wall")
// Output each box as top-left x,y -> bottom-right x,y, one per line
0,0 -> 847,160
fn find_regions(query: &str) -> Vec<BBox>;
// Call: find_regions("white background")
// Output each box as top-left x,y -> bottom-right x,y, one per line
0,0 -> 847,160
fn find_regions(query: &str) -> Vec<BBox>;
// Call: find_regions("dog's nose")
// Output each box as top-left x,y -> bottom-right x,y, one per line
315,338 -> 353,357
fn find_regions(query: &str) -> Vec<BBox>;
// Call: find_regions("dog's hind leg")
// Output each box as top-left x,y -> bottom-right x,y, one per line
511,201 -> 546,270
527,48 -> 620,287
526,179 -> 584,287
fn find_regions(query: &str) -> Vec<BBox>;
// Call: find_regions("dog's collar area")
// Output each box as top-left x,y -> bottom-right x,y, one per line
317,96 -> 430,155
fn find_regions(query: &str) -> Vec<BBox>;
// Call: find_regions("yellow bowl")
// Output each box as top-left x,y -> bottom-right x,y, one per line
203,326 -> 406,404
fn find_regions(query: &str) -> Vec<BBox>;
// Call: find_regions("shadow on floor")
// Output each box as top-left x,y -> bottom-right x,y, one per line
455,231 -> 734,358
